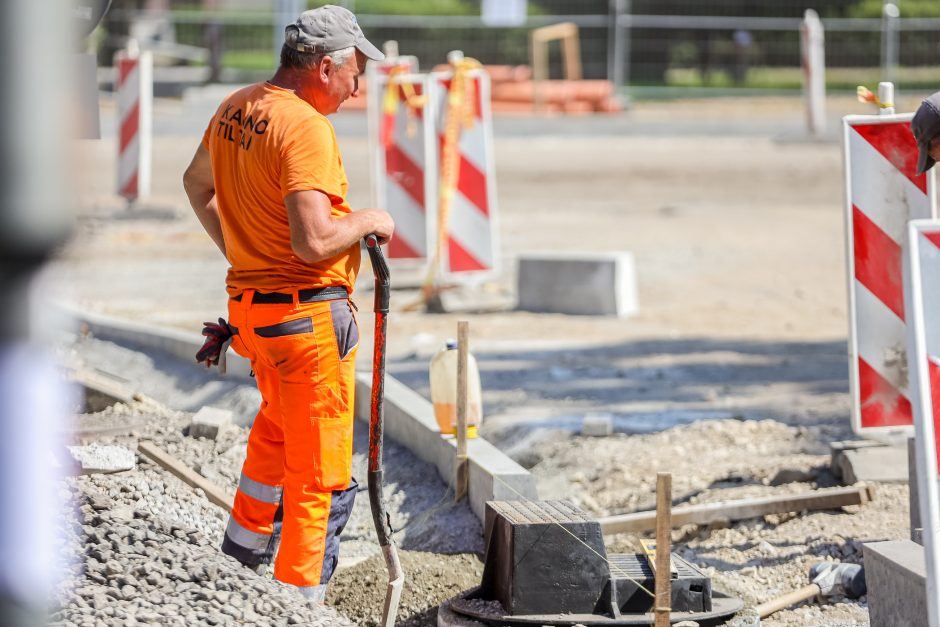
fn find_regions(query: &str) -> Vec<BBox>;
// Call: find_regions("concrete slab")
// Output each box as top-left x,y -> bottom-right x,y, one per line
67,444 -> 136,474
354,373 -> 538,523
832,441 -> 908,484
864,539 -> 928,627
189,406 -> 232,440
516,251 -> 638,318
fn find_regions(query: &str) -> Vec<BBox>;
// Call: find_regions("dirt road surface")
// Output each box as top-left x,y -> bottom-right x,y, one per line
52,91 -> 927,625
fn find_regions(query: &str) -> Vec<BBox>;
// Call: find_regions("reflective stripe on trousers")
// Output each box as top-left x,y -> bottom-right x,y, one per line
220,292 -> 360,587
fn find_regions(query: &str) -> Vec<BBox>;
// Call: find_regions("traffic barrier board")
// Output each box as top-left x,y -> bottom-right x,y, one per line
115,46 -> 152,201
367,56 -> 435,262
842,113 -> 937,435
904,219 -> 940,627
428,67 -> 500,281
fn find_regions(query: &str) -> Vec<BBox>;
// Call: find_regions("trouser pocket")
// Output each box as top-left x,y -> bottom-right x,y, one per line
310,391 -> 353,491
330,299 -> 359,360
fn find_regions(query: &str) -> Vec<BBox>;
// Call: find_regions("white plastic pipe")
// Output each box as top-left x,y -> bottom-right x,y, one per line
878,81 -> 895,115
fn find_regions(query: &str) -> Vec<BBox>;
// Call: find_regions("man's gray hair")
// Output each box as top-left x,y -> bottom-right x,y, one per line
279,45 -> 355,71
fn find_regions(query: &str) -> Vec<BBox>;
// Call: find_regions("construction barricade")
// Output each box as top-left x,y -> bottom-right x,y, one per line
367,51 -> 500,287
428,58 -> 500,282
115,42 -> 152,202
367,55 -> 436,263
905,219 -> 940,627
842,111 -> 937,437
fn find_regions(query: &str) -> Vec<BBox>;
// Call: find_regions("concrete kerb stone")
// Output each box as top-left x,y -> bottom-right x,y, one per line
864,539 -> 928,627
62,306 -> 538,524
354,373 -> 538,523
61,305 -> 254,379
516,251 -> 638,318
190,406 -> 233,440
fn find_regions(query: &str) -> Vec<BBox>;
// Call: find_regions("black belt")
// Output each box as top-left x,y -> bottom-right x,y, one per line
232,286 -> 348,304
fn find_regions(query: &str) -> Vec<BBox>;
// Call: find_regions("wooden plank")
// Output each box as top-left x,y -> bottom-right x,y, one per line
68,366 -> 166,413
137,440 -> 234,512
454,320 -> 470,502
599,485 -> 876,536
654,473 -> 672,627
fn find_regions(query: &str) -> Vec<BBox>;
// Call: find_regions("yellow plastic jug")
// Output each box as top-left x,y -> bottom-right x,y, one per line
429,340 -> 481,437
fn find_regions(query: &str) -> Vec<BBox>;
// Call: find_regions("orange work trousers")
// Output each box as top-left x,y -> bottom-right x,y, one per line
220,289 -> 359,590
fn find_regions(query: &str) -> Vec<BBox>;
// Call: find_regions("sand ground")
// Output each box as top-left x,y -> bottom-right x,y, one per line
52,90 -> 930,625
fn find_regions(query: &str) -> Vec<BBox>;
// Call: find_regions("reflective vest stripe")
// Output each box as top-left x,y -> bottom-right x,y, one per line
225,517 -> 271,551
238,472 -> 283,505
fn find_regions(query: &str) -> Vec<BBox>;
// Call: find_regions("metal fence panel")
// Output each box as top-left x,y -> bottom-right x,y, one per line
95,8 -> 940,92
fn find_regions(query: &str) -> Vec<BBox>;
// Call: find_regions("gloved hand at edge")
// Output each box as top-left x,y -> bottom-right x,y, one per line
196,317 -> 236,370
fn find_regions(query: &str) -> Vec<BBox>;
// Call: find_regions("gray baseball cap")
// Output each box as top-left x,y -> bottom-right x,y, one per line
285,5 -> 384,61
912,91 -> 940,175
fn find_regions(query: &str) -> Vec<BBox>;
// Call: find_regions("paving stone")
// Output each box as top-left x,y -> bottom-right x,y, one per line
189,406 -> 233,440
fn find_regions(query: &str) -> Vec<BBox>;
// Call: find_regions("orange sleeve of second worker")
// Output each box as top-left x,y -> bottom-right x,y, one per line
279,115 -> 345,201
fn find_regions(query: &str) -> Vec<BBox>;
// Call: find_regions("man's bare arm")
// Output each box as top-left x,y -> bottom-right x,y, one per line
183,145 -> 226,257
286,190 -> 394,263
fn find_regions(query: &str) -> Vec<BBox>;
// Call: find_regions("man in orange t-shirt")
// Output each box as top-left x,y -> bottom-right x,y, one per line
182,5 -> 393,602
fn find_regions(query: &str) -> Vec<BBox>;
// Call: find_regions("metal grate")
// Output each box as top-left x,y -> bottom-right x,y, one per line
489,500 -> 594,525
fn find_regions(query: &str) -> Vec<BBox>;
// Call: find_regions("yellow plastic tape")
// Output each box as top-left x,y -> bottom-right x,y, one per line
856,85 -> 894,110
421,56 -> 483,299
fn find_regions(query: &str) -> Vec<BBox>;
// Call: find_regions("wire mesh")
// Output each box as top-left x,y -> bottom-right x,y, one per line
94,5 -> 940,92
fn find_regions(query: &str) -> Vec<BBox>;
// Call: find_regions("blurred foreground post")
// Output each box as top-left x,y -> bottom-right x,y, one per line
0,1 -> 75,625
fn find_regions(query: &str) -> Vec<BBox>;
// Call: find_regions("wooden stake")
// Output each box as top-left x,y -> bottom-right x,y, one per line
454,321 -> 469,502
654,472 -> 672,627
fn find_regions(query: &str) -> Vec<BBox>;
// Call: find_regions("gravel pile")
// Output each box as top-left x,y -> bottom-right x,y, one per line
51,341 -> 485,627
52,478 -> 354,626
524,418 -> 908,627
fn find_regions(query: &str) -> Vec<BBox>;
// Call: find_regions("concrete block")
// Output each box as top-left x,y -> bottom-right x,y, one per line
833,442 -> 907,484
190,406 -> 233,440
581,412 -> 613,437
864,539 -> 928,627
355,373 -> 538,523
67,444 -> 136,474
516,251 -> 638,318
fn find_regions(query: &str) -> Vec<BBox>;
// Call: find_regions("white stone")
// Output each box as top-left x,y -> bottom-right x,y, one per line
190,406 -> 233,440
581,413 -> 613,437
68,444 -> 136,473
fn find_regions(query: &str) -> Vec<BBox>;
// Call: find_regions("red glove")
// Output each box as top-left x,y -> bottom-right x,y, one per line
196,318 -> 235,368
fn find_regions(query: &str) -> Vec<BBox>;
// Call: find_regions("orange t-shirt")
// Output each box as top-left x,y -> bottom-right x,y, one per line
201,82 -> 360,296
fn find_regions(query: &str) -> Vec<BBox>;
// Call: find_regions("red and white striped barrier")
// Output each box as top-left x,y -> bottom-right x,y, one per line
115,45 -> 152,201
843,113 -> 937,436
367,56 -> 435,262
904,219 -> 940,627
428,66 -> 500,281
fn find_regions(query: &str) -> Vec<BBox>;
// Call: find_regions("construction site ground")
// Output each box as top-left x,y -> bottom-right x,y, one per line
49,91 -> 926,626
